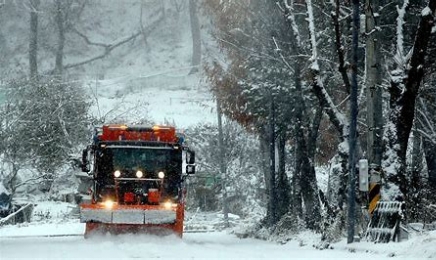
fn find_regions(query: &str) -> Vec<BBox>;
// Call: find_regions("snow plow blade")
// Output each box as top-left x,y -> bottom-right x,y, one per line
80,203 -> 184,238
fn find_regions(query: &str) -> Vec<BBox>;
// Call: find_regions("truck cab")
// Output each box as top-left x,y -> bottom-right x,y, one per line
79,124 -> 195,237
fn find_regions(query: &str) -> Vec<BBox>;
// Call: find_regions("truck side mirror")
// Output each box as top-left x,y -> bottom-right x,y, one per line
185,150 -> 195,175
186,164 -> 195,175
186,150 -> 195,164
81,148 -> 90,172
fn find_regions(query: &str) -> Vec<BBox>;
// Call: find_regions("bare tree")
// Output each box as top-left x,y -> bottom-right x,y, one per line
29,0 -> 39,80
189,0 -> 201,74
66,4 -> 164,71
54,0 -> 64,78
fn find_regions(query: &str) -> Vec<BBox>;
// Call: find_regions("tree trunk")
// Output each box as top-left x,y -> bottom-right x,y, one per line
29,0 -> 39,80
283,1 -> 322,229
260,134 -> 271,201
299,148 -> 321,229
385,0 -> 436,201
332,0 -> 351,94
216,98 -> 229,227
347,0 -> 360,243
189,0 -> 201,74
423,139 -> 436,190
139,0 -> 149,50
267,94 -> 278,226
308,106 -> 323,160
55,0 -> 65,79
409,128 -> 423,222
276,132 -> 290,219
294,57 -> 320,229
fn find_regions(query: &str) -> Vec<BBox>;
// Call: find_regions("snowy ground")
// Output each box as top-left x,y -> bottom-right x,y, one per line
1,221 -> 434,259
0,231 -> 398,260
0,201 -> 435,259
86,72 -> 216,129
78,1 -> 217,130
1,3 -> 435,259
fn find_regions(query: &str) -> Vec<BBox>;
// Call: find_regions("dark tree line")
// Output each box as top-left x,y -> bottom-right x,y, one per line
204,0 -> 436,239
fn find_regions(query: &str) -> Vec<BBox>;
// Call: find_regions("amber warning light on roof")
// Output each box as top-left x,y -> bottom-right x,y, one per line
100,125 -> 177,142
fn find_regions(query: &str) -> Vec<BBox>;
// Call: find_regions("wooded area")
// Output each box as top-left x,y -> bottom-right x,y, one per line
203,0 -> 436,242
1,0 -> 436,244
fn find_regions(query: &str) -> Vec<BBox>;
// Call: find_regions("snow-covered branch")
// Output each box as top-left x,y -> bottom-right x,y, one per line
272,36 -> 294,72
306,0 -> 319,72
311,76 -> 347,134
0,203 -> 32,226
282,0 -> 301,47
393,0 -> 410,69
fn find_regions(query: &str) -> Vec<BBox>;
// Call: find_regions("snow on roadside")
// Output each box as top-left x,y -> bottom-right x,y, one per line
31,201 -> 77,222
333,231 -> 436,259
1,225 -> 431,260
0,201 -> 83,237
0,221 -> 83,237
1,200 -> 435,259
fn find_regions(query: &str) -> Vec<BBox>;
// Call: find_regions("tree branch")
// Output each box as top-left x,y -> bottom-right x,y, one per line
393,0 -> 436,160
71,28 -> 109,48
311,76 -> 347,135
13,173 -> 49,190
304,0 -> 348,136
331,0 -> 351,94
64,12 -> 164,70
64,31 -> 141,70
308,105 -> 323,159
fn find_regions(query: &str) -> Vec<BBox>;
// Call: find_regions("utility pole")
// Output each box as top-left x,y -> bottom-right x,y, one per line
217,97 -> 229,227
365,0 -> 383,169
348,0 -> 360,244
365,0 -> 383,230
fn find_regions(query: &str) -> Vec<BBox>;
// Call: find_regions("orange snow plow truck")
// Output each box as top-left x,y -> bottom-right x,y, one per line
79,124 -> 195,238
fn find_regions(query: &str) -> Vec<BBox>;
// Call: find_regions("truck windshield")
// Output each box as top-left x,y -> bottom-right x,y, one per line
97,146 -> 180,173
111,147 -> 172,171
95,145 -> 182,200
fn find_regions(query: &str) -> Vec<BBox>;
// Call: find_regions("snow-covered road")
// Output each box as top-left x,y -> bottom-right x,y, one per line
2,216 -> 423,260
1,231 -> 395,260
1,203 -> 432,259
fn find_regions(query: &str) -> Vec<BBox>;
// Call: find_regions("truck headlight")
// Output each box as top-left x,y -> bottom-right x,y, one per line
136,170 -> 143,178
163,200 -> 177,210
158,171 -> 165,179
103,199 -> 114,209
114,170 -> 121,178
